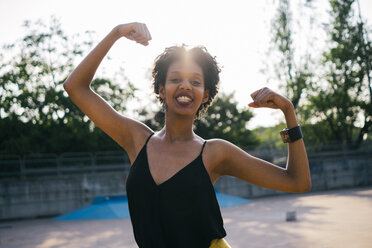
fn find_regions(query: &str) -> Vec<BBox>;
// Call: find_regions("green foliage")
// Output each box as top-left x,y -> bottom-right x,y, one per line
252,123 -> 286,150
249,121 -> 361,153
194,93 -> 259,149
0,117 -> 123,154
269,0 -> 313,109
303,0 -> 372,148
267,0 -> 371,150
142,108 -> 165,132
1,17 -> 92,124
0,16 -> 135,155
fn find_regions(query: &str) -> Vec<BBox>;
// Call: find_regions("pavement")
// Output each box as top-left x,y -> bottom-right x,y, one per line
1,186 -> 372,248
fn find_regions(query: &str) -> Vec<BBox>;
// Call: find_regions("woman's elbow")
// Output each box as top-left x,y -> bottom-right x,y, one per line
294,180 -> 312,193
63,80 -> 72,93
63,79 -> 82,95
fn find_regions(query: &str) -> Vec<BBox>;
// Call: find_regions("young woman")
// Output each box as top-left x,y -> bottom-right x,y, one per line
63,22 -> 311,248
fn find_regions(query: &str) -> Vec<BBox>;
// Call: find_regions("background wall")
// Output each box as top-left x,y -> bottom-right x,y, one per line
1,149 -> 371,220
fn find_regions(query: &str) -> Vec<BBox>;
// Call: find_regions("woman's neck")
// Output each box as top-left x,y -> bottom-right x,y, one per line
160,112 -> 195,142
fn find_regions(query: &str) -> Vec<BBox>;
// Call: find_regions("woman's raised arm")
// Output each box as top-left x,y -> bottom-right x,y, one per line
210,87 -> 311,193
63,23 -> 153,163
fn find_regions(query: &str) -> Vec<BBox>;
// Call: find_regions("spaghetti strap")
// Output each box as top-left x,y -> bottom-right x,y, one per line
130,132 -> 154,166
145,132 -> 154,146
200,140 -> 207,155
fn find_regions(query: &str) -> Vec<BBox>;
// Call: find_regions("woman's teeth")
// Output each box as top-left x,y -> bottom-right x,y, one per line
177,96 -> 192,102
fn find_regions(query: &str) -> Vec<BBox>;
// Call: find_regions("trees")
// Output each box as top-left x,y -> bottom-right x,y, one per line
304,0 -> 371,149
269,0 -> 314,110
268,0 -> 371,150
194,93 -> 259,149
0,17 -> 135,154
1,17 -> 89,124
0,17 -> 258,154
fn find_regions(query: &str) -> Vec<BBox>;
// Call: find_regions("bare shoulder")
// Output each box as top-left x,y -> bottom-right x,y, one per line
204,138 -> 240,157
203,138 -> 240,180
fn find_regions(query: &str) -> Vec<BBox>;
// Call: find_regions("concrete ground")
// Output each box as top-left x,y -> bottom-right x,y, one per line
1,186 -> 372,248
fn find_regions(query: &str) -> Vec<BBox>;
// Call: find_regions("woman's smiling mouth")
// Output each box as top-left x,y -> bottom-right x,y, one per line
176,95 -> 193,103
175,92 -> 194,106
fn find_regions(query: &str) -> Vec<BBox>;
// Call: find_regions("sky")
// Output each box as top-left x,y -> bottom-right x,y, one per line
1,0 -> 371,129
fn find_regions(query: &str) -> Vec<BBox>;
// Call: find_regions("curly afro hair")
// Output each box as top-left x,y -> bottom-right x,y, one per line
152,45 -> 221,119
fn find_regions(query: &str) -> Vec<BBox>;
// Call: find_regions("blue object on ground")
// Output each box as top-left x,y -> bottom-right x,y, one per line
53,196 -> 130,221
216,192 -> 252,208
53,190 -> 251,221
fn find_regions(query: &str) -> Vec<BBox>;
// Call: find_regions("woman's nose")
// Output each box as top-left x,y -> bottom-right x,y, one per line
179,80 -> 192,90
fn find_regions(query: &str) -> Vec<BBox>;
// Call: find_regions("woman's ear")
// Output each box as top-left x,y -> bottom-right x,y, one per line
202,90 -> 210,104
159,84 -> 165,100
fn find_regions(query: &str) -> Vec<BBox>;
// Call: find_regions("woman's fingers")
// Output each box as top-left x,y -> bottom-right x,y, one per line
134,23 -> 151,46
248,87 -> 280,109
145,24 -> 152,41
248,87 -> 293,111
250,87 -> 268,106
141,23 -> 151,41
250,88 -> 262,101
128,30 -> 136,40
119,22 -> 151,46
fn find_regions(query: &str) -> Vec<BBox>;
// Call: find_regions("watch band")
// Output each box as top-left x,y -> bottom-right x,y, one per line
280,125 -> 303,143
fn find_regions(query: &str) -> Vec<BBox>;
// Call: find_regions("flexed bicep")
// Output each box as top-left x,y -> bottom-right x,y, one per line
215,139 -> 302,193
63,23 -> 153,161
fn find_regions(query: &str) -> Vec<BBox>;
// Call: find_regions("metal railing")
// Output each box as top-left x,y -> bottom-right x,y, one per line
1,143 -> 371,179
0,151 -> 131,179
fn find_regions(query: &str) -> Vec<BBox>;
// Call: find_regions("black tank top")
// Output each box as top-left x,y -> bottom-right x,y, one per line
126,133 -> 227,248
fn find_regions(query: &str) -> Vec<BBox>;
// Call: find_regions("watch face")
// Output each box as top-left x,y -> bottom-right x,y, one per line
280,131 -> 291,143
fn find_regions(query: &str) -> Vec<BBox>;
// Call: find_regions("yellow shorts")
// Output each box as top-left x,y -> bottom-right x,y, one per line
209,238 -> 231,248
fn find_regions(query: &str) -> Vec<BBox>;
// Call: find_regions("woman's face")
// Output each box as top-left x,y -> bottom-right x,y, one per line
159,59 -> 209,118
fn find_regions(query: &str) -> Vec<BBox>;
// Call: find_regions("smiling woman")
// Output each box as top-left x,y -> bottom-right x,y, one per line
152,45 -> 221,119
63,22 -> 311,248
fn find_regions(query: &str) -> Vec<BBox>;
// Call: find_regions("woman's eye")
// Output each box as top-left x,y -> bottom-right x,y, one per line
170,78 -> 180,83
192,80 -> 200,85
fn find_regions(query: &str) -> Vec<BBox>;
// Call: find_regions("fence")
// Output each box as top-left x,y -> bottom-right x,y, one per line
2,140 -> 372,179
215,149 -> 372,198
0,151 -> 130,179
0,147 -> 371,220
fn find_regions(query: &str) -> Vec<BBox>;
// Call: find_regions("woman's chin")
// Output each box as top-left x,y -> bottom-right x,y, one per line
167,108 -> 196,118
166,100 -> 198,117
